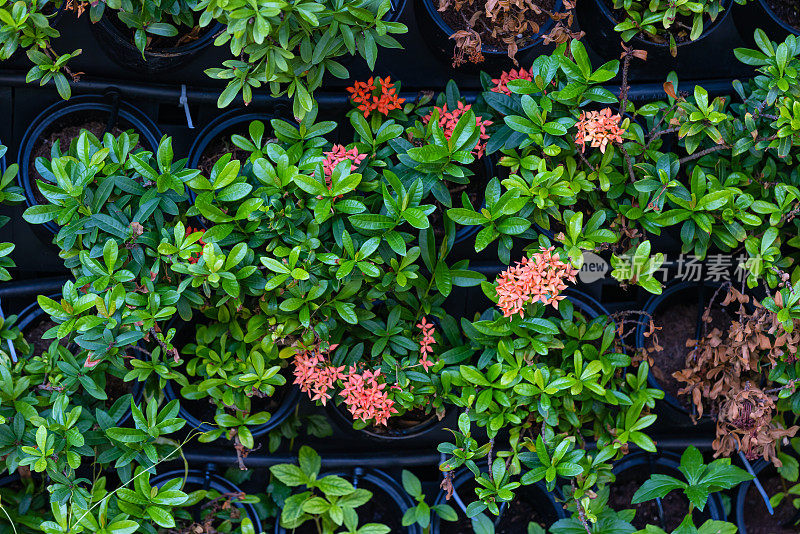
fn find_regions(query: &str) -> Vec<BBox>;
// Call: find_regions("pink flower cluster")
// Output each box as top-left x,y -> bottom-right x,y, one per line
491,68 -> 533,95
574,108 -> 625,153
293,346 -> 397,426
422,102 -> 492,158
417,317 -> 436,371
339,368 -> 398,426
322,145 -> 366,179
495,248 -> 578,318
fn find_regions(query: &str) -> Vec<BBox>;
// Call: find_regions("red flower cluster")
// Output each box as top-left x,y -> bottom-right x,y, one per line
185,226 -> 205,264
417,317 -> 436,371
340,368 -> 398,426
491,68 -> 533,95
422,102 -> 492,158
293,346 -> 397,426
346,77 -> 405,118
322,145 -> 366,180
495,248 -> 578,318
574,108 -> 625,153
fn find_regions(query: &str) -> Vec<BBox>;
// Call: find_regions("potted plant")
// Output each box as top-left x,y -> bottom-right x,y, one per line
89,0 -> 223,73
0,0 -> 80,98
197,0 -> 409,117
271,446 -> 420,534
415,0 -> 580,71
733,0 -> 800,45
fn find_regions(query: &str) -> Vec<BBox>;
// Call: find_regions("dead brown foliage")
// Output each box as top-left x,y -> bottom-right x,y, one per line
672,286 -> 799,466
439,0 -> 583,66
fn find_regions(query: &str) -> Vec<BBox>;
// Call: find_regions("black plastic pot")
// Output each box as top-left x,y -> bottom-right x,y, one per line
164,378 -> 300,439
187,109 -> 281,171
579,0 -> 733,66
431,466 -> 566,533
634,280 -> 730,424
151,468 -> 263,533
415,0 -> 563,72
735,459 -> 800,533
17,94 -> 162,236
733,0 -> 799,46
15,295 -> 144,426
326,401 -> 449,442
90,16 -> 223,74
275,467 -> 421,534
612,451 -> 725,529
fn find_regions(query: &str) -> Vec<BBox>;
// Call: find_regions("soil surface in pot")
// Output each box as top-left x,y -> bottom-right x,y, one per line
359,406 -> 438,436
437,0 -> 555,52
24,317 -> 68,359
651,301 -> 731,408
107,14 -> 209,51
765,0 -> 800,30
608,469 -> 710,530
290,477 -> 404,533
29,111 -> 136,201
196,124 -> 272,177
742,468 -> 799,533
170,489 -> 247,534
603,0 -> 713,44
440,479 -> 551,533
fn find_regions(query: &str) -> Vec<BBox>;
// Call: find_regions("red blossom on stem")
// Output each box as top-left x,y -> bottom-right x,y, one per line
422,102 -> 492,158
495,248 -> 578,318
322,145 -> 367,182
417,317 -> 436,371
491,68 -> 533,95
346,77 -> 405,118
574,108 -> 625,153
185,226 -> 205,264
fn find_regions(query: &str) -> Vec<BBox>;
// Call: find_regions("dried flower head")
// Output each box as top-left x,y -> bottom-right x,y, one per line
346,77 -> 405,118
574,108 -> 625,153
495,248 -> 578,318
491,68 -> 533,95
422,102 -> 492,158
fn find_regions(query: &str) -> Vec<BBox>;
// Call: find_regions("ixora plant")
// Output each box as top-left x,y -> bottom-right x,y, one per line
0,0 -> 81,98
198,0 -> 407,117
610,0 -> 748,54
435,249 -> 663,527
0,143 -> 23,281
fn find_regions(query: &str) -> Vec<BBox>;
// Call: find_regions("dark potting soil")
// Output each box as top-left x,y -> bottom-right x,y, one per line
602,0 -> 710,44
438,0 -> 555,52
29,112 -> 131,202
107,14 -> 207,51
25,317 -> 67,359
197,126 -> 254,177
742,469 -> 800,534
651,302 -> 731,407
765,0 -> 800,30
608,472 -> 709,531
440,480 -> 551,533
363,406 -> 437,436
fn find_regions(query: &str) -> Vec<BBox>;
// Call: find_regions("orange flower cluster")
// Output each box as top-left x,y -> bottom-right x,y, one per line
185,226 -> 205,264
491,68 -> 533,96
574,108 -> 625,153
346,77 -> 405,118
495,248 -> 578,318
293,347 -> 397,426
322,144 -> 366,180
417,317 -> 436,371
422,102 -> 492,158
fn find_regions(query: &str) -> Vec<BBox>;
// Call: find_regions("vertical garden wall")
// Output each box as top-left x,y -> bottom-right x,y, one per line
1,0 -> 800,532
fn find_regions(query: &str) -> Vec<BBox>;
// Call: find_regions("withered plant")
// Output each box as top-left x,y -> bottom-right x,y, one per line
673,286 -> 799,466
438,0 -> 582,66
